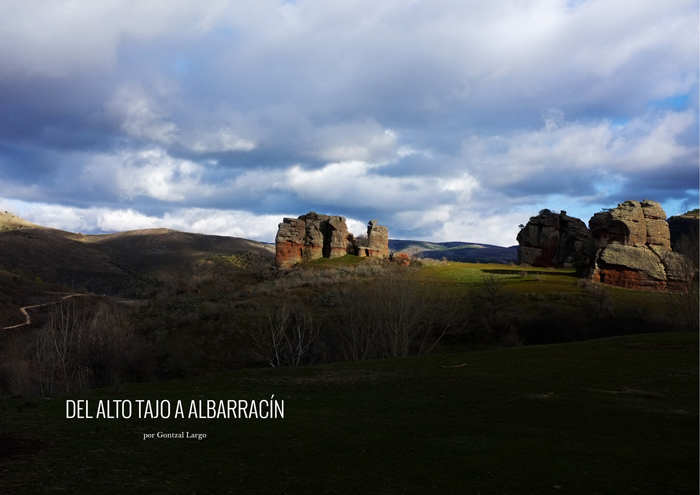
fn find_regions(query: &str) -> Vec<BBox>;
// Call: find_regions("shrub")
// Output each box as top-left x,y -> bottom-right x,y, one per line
499,326 -> 524,347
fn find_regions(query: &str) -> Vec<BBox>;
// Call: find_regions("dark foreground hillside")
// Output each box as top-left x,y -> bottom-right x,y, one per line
0,331 -> 697,494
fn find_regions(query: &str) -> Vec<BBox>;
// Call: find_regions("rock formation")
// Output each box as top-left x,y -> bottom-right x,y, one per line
668,209 -> 699,251
587,200 -> 692,291
275,212 -> 389,267
363,220 -> 390,258
516,210 -> 591,268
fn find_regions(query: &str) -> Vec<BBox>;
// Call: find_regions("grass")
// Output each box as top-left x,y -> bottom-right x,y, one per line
419,262 -> 577,288
303,254 -> 369,267
1,331 -> 697,494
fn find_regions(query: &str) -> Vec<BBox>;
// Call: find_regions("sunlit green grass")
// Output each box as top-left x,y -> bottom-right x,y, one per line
303,254 -> 368,267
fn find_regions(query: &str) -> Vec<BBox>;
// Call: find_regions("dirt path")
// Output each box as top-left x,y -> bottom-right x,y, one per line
1,294 -> 85,331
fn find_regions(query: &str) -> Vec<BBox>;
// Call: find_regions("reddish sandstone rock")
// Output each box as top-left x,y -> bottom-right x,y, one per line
391,252 -> 410,265
587,200 -> 693,291
275,218 -> 306,266
591,265 -> 667,291
275,213 -> 388,267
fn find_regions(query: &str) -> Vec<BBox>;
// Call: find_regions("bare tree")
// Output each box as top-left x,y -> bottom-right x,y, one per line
471,274 -> 515,333
335,289 -> 383,361
248,305 -> 321,367
354,234 -> 369,248
336,273 -> 470,360
33,298 -> 145,397
34,298 -> 91,396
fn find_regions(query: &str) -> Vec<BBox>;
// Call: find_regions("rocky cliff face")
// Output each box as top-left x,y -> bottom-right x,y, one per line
587,200 -> 692,291
516,210 -> 591,268
275,212 -> 389,267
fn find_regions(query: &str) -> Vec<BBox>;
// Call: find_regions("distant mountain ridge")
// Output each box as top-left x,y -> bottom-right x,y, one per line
389,239 -> 517,264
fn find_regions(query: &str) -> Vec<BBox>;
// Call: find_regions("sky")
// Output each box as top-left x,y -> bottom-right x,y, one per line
0,0 -> 697,247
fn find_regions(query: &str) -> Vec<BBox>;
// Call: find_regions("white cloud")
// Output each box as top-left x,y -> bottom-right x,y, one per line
0,0 -> 230,77
463,110 -> 698,187
1,198 -> 281,241
431,208 -> 526,247
83,148 -> 207,202
623,111 -> 697,169
106,85 -> 178,144
282,160 -> 479,210
311,122 -> 398,162
186,128 -> 257,153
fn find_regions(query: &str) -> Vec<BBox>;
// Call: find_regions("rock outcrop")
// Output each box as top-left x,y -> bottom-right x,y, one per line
275,212 -> 389,267
587,200 -> 692,291
517,210 -> 591,268
363,220 -> 390,258
668,209 -> 699,251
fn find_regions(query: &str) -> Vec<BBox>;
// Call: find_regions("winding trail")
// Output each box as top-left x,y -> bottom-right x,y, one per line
1,294 -> 85,331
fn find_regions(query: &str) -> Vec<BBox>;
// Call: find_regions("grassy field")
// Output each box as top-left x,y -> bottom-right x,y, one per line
1,330 -> 697,494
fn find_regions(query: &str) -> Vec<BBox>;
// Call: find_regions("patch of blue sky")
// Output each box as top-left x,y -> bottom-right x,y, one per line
678,190 -> 700,215
566,0 -> 588,10
0,198 -> 35,215
514,194 -> 598,226
592,177 -> 624,198
609,117 -> 630,127
648,94 -> 690,111
662,198 -> 693,217
214,26 -> 235,40
174,57 -> 192,75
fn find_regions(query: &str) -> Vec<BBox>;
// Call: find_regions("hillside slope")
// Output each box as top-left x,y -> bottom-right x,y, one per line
0,211 -> 42,230
0,215 -> 273,296
86,228 -> 274,281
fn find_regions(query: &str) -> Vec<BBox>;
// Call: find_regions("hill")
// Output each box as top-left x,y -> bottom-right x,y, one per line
389,239 -> 518,263
0,211 -> 42,231
82,228 -> 273,282
0,214 -> 274,297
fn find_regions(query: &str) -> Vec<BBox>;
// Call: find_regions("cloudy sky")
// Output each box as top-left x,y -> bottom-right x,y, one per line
0,0 -> 697,246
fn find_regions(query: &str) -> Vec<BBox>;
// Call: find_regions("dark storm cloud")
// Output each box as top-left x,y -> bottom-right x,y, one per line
0,0 -> 697,245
